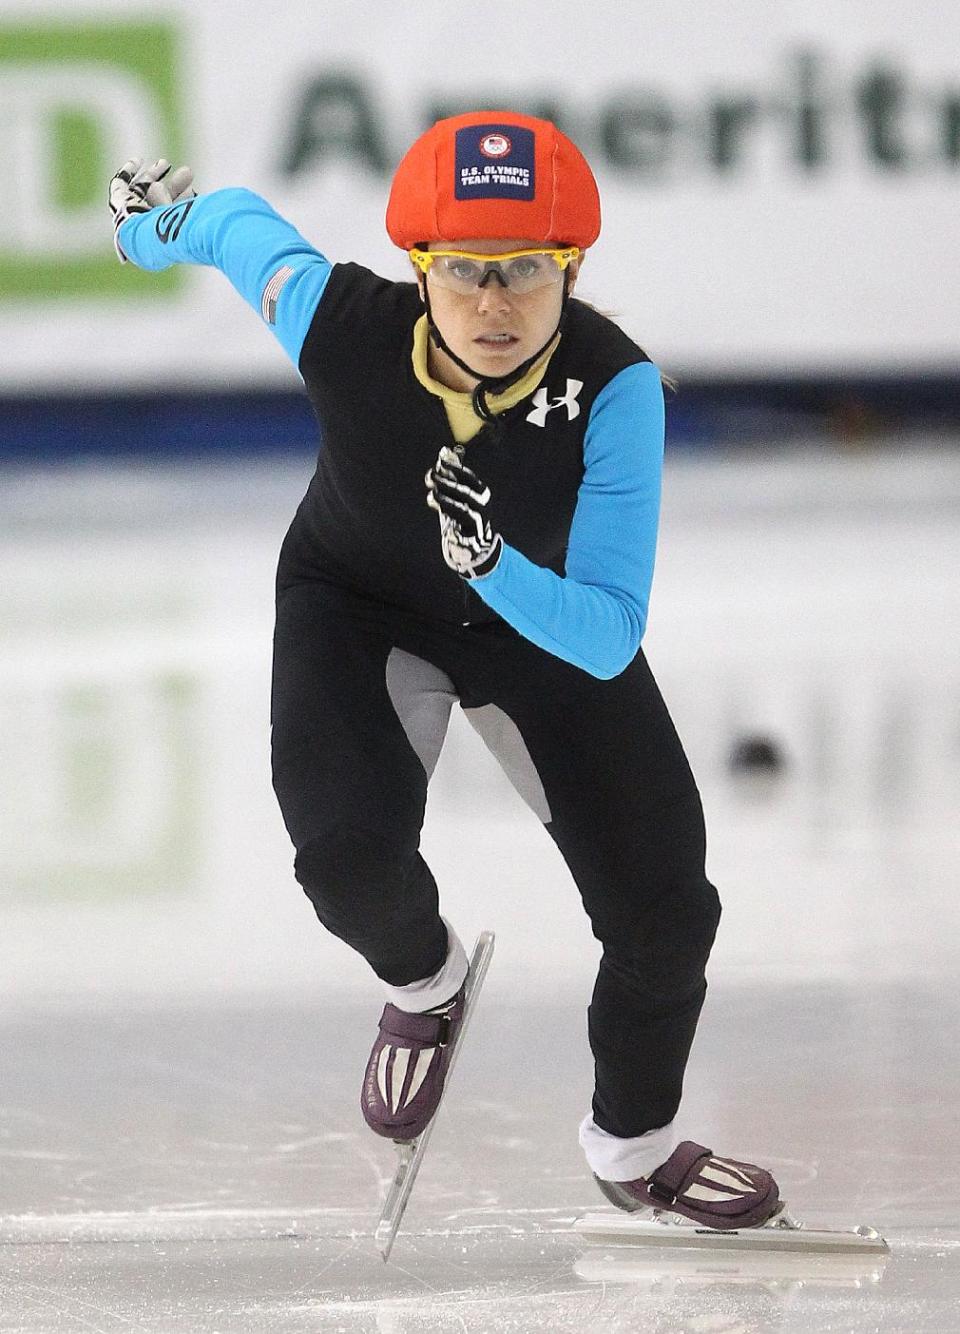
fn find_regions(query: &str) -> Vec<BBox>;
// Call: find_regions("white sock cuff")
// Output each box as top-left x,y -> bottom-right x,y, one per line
382,919 -> 469,1013
578,1114 -> 679,1182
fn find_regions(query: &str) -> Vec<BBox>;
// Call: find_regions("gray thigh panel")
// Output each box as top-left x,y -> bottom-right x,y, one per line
462,704 -> 552,823
385,648 -> 457,779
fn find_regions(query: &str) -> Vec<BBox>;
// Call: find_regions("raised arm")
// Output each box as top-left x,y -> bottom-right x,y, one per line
108,158 -> 333,368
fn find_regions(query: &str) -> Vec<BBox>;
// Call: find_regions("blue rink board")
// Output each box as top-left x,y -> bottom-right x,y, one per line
4,375 -> 960,462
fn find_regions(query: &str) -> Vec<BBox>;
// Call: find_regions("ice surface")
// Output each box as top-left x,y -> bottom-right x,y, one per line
1,988 -> 959,1331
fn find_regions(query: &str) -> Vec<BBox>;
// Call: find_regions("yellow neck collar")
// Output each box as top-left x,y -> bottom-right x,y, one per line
411,316 -> 559,444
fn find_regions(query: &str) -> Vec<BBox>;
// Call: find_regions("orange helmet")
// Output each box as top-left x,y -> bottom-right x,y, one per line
386,110 -> 601,250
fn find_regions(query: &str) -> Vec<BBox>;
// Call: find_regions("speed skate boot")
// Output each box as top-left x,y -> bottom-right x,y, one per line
361,989 -> 465,1141
595,1141 -> 782,1229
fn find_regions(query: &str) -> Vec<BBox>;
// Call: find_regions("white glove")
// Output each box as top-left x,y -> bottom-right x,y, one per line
425,446 -> 503,579
108,157 -> 195,262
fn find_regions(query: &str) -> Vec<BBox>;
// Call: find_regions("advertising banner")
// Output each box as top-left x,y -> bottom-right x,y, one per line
2,0 -> 959,389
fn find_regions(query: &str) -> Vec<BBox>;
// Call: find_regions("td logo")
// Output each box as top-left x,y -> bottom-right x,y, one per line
0,20 -> 184,299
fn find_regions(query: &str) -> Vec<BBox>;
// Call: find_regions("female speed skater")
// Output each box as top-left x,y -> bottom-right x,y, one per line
108,110 -> 782,1230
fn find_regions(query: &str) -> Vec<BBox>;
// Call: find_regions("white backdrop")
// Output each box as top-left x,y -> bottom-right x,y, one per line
2,0 -> 960,388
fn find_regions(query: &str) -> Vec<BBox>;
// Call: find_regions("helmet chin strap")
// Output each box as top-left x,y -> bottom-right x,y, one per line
423,276 -> 573,424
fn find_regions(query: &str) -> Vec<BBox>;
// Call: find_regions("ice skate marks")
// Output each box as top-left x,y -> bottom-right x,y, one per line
375,930 -> 495,1262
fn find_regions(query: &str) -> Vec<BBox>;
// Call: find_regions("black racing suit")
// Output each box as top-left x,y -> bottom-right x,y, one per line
271,264 -> 721,1139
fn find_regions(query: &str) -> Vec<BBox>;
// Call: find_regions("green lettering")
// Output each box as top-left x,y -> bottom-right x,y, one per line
600,97 -> 674,174
941,94 -> 960,163
52,106 -> 105,210
63,686 -> 114,827
792,50 -> 827,170
708,97 -> 762,170
857,65 -> 909,167
281,73 -> 389,176
423,99 -> 571,137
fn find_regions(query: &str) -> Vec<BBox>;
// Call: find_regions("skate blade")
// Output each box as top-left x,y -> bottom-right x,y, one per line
572,1209 -> 888,1255
574,1244 -> 888,1288
375,930 -> 495,1262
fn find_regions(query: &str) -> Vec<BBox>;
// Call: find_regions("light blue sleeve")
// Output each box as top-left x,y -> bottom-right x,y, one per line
468,361 -> 664,679
117,188 -> 333,367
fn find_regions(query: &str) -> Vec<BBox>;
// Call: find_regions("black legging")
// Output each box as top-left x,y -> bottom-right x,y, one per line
270,578 -> 721,1139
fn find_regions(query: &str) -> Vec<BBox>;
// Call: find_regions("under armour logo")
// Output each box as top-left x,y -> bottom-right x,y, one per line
526,379 -> 584,428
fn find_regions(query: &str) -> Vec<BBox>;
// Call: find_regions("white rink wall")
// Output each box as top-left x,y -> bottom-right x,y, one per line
2,446 -> 959,1009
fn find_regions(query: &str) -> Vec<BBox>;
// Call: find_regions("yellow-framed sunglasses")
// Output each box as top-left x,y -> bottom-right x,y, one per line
409,246 -> 580,295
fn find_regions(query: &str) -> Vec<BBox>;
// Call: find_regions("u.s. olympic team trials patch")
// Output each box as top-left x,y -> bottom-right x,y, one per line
454,125 -> 536,201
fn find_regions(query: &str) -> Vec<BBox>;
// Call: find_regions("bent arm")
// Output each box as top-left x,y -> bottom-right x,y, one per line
469,361 -> 664,679
117,187 -> 333,366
